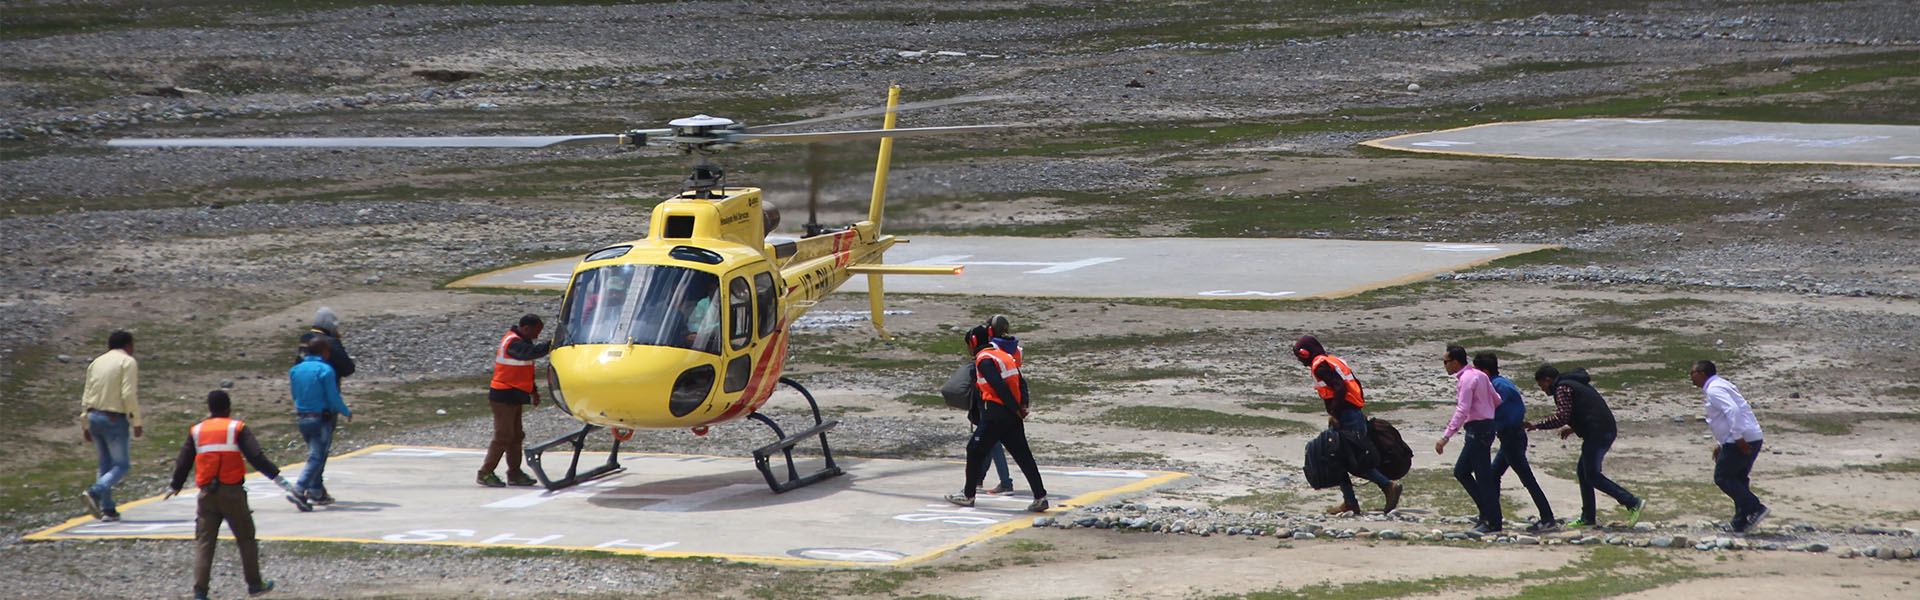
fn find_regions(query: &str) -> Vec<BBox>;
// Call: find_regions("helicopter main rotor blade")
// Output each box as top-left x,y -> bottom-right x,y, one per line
107,133 -> 654,149
730,124 -> 1012,144
742,95 -> 1007,133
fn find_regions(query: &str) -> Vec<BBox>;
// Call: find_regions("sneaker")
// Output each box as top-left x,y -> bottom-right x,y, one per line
477,472 -> 506,488
1381,481 -> 1403,513
506,472 -> 538,487
945,493 -> 974,507
1469,522 -> 1503,535
82,490 -> 104,520
100,511 -> 121,523
987,481 -> 1014,495
1565,518 -> 1595,529
248,579 -> 276,596
284,492 -> 313,512
307,493 -> 335,506
1026,497 -> 1050,513
1745,505 -> 1770,531
1624,498 -> 1648,527
1525,518 -> 1561,533
192,591 -> 211,600
1325,502 -> 1359,515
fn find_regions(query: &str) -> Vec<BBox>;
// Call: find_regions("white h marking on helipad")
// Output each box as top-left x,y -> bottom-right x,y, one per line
913,255 -> 1124,274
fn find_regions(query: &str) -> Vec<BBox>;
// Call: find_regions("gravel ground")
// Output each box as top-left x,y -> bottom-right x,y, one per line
5,1 -> 1919,597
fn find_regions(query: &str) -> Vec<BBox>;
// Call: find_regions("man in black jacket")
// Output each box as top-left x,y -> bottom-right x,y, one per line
946,326 -> 1049,512
298,307 -> 355,383
1526,365 -> 1647,529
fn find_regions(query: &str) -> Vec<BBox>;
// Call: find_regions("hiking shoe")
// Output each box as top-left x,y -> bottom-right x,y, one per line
284,492 -> 313,512
945,493 -> 974,507
248,579 -> 276,596
987,481 -> 1014,495
1744,505 -> 1770,531
1325,502 -> 1359,515
477,472 -> 506,488
1026,497 -> 1050,512
1525,518 -> 1561,533
506,472 -> 538,487
1624,498 -> 1648,527
82,490 -> 104,520
1381,481 -> 1403,513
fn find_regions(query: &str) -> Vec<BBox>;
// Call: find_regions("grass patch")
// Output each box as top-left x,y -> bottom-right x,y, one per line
1860,459 -> 1920,474
1096,406 -> 1312,435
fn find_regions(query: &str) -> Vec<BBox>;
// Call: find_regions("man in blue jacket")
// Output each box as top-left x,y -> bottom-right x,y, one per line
1477,353 -> 1557,532
290,337 -> 352,505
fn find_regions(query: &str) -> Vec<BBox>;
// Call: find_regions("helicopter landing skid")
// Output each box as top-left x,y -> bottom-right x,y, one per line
523,424 -> 627,491
748,377 -> 844,493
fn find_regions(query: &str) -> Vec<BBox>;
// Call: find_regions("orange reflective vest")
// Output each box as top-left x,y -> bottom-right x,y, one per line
490,329 -> 536,392
974,346 -> 1024,406
192,417 -> 247,487
1310,354 -> 1365,408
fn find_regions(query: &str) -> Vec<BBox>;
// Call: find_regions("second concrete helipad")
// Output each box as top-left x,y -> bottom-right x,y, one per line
27,445 -> 1184,567
450,236 -> 1552,298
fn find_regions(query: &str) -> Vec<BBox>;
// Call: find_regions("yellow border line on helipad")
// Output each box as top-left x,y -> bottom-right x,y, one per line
1359,118 -> 1920,168
23,444 -> 1190,568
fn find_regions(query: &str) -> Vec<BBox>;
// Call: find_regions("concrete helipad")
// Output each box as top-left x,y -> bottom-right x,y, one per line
1362,118 -> 1920,167
27,445 -> 1183,566
450,236 -> 1552,298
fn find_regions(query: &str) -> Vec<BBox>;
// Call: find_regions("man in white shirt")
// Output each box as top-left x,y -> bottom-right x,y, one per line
1690,360 -> 1768,533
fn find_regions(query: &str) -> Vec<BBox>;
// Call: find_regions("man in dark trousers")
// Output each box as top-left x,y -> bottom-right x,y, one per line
1526,365 -> 1647,529
1435,345 -> 1502,534
1479,353 -> 1557,532
1292,334 -> 1400,515
1691,360 -> 1769,532
480,314 -> 551,487
947,325 -> 1049,512
168,390 -> 310,600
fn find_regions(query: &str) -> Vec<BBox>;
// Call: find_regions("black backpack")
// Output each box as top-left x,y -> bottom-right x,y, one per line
1368,418 -> 1413,480
1303,428 -> 1347,489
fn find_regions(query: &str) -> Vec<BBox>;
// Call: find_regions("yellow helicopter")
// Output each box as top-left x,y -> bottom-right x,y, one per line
110,87 -> 999,493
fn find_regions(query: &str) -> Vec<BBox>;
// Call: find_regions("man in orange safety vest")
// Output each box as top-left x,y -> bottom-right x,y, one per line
168,390 -> 309,600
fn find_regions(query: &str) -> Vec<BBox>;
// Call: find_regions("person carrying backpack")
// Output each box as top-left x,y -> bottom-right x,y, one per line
1291,335 -> 1401,515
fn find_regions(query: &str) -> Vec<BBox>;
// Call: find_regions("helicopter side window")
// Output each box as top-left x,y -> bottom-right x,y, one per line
753,271 -> 776,338
727,277 -> 752,351
559,264 -> 723,355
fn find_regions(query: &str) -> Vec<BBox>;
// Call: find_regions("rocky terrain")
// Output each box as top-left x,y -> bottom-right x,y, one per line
3,1 -> 1918,598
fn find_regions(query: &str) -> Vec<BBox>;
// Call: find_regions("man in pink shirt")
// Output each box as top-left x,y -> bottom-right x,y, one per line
1435,344 -> 1503,533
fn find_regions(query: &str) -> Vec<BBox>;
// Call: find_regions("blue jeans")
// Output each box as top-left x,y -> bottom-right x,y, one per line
1576,432 -> 1638,523
1492,425 -> 1554,521
1715,440 -> 1764,524
1335,409 -> 1393,505
87,411 -> 132,513
1453,420 -> 1501,526
988,443 -> 1011,488
296,415 -> 337,497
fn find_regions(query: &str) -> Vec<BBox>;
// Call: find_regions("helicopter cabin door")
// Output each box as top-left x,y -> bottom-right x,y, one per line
719,263 -> 782,410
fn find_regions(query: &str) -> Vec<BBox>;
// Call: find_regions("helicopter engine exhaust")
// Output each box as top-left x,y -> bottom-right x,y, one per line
762,201 -> 781,235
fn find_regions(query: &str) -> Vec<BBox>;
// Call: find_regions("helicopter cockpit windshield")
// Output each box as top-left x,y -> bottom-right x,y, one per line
558,264 -> 723,354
